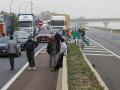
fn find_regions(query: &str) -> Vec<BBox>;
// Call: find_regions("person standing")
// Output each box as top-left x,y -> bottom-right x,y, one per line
25,36 -> 38,69
55,32 -> 62,54
47,36 -> 57,68
7,36 -> 17,70
54,38 -> 67,70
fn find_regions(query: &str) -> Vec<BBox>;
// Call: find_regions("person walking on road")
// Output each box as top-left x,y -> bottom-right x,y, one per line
54,38 -> 67,70
25,36 -> 38,69
47,36 -> 57,68
7,35 -> 17,70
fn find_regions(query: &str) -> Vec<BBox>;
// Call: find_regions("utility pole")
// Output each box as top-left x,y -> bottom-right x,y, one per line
31,0 -> 33,14
10,0 -> 15,14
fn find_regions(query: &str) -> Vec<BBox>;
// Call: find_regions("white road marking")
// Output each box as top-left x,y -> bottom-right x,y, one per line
84,50 -> 108,53
85,53 -> 114,56
84,48 -> 105,50
84,46 -> 99,48
1,45 -> 47,90
88,37 -> 120,59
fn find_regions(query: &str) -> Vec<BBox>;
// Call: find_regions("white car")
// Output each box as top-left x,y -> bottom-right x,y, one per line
13,31 -> 29,50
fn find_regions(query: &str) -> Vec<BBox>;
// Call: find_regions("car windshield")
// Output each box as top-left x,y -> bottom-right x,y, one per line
51,27 -> 61,33
0,37 -> 9,44
14,31 -> 29,39
19,21 -> 32,27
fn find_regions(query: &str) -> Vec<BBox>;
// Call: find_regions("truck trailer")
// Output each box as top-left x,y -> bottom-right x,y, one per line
0,14 -> 14,37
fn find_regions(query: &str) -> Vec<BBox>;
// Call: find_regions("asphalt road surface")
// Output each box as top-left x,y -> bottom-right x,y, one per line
84,28 -> 120,90
0,43 -> 47,89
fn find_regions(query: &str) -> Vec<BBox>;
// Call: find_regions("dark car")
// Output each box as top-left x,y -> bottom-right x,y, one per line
0,36 -> 21,56
13,31 -> 29,50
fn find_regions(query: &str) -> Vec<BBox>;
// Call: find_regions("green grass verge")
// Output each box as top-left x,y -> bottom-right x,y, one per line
67,44 -> 104,90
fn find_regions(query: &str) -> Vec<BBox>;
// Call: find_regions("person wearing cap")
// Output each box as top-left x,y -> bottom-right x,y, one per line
25,36 -> 38,69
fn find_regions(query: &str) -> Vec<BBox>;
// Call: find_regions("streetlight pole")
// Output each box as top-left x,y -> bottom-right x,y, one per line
10,0 -> 15,13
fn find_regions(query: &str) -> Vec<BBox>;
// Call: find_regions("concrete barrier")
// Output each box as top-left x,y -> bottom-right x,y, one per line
56,56 -> 68,90
56,47 -> 108,90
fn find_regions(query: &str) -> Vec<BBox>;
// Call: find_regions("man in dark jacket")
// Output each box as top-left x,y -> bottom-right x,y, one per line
47,36 -> 57,68
25,36 -> 38,69
55,32 -> 62,54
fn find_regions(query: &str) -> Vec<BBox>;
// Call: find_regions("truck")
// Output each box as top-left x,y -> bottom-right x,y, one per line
0,14 -> 14,37
48,14 -> 71,36
18,14 -> 37,36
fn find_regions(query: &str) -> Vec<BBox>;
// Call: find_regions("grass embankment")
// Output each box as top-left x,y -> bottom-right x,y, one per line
67,44 -> 104,90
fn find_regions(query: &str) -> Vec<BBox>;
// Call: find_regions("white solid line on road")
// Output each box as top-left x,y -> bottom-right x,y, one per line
84,48 -> 105,50
84,50 -> 108,53
88,37 -> 120,59
1,45 -> 47,90
84,46 -> 98,48
85,53 -> 114,56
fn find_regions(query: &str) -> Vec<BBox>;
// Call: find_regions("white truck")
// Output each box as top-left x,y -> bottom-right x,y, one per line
48,14 -> 70,37
18,14 -> 37,36
49,15 -> 66,34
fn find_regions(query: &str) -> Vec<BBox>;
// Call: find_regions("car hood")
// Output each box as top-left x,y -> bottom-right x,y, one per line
37,34 -> 51,37
18,38 -> 28,43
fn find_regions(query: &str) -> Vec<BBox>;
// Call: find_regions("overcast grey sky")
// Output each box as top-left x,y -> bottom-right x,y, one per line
0,0 -> 120,18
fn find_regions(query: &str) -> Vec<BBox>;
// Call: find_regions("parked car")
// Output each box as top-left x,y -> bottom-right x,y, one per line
0,36 -> 21,56
13,31 -> 29,50
35,33 -> 52,42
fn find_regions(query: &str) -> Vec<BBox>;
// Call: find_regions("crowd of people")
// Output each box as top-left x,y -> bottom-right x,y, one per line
47,32 -> 68,71
6,26 -> 87,71
6,31 -> 68,71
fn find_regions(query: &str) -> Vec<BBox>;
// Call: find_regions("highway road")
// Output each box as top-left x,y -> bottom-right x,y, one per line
84,29 -> 120,90
0,29 -> 51,89
0,43 -> 47,89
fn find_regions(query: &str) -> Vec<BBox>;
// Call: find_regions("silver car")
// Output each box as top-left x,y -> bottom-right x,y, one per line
0,36 -> 21,56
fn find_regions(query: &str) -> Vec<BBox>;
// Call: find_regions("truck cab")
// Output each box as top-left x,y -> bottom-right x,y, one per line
18,14 -> 36,36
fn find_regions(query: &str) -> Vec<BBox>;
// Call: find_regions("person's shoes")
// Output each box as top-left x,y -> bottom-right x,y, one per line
28,67 -> 32,69
33,67 -> 36,69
